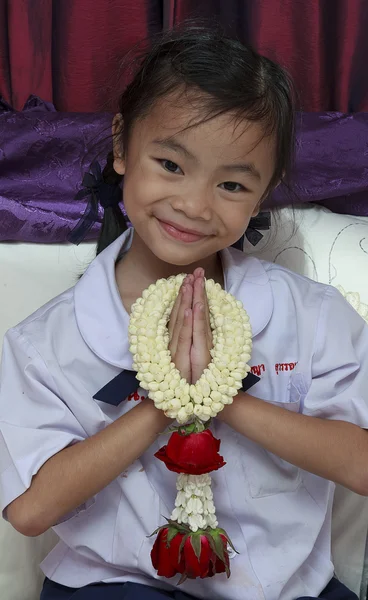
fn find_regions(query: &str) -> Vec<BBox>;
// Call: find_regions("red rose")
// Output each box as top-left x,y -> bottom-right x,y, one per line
155,430 -> 226,475
151,527 -> 185,578
151,526 -> 230,579
182,533 -> 229,579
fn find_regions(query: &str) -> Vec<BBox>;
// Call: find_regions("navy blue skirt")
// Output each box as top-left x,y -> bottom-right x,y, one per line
40,576 -> 358,600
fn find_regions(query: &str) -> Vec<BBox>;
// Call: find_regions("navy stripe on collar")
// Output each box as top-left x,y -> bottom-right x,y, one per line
93,370 -> 261,406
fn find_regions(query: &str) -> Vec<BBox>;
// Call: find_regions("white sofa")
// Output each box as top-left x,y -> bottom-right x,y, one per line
0,204 -> 367,600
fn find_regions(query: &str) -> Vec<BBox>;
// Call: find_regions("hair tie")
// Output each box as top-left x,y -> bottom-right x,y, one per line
68,161 -> 122,245
245,211 -> 271,246
232,211 -> 271,250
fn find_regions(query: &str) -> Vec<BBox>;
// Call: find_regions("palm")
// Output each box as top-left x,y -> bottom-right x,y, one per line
168,268 -> 213,385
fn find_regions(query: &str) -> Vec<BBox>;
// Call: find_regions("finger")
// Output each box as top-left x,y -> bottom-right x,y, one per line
168,289 -> 182,341
192,301 -> 207,352
202,283 -> 213,347
192,274 -> 212,342
170,282 -> 193,353
192,273 -> 204,312
175,308 -> 193,381
193,267 -> 204,280
191,301 -> 211,384
168,276 -> 190,340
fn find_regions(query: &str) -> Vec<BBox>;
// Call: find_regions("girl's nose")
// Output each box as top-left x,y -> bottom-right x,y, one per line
171,189 -> 213,222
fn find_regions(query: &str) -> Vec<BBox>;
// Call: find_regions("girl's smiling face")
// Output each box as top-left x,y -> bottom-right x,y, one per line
113,94 -> 276,267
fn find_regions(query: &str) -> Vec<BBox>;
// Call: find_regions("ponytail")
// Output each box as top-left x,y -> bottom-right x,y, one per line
68,152 -> 127,250
96,151 -> 127,255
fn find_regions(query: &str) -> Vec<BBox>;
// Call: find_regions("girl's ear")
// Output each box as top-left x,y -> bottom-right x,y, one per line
252,201 -> 262,217
112,114 -> 125,175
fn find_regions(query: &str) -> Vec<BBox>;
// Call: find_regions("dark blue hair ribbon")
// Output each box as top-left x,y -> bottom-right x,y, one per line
68,161 -> 122,245
232,211 -> 271,250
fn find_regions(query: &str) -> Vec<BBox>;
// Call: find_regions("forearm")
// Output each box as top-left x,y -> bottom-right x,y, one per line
7,400 -> 171,536
219,393 -> 368,495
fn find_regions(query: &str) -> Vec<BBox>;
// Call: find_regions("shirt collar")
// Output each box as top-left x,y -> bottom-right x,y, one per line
74,229 -> 273,369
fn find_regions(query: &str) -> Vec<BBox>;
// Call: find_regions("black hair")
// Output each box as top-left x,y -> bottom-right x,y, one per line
97,23 -> 296,255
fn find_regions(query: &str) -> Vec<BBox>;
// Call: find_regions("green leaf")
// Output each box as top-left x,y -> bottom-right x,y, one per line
190,533 -> 202,560
166,526 -> 178,546
212,532 -> 226,563
177,573 -> 188,585
204,532 -> 217,555
217,528 -> 238,554
147,525 -> 164,538
193,417 -> 205,433
179,533 -> 189,557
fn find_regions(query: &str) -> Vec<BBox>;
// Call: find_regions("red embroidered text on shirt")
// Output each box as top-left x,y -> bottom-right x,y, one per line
275,362 -> 298,375
250,364 -> 265,377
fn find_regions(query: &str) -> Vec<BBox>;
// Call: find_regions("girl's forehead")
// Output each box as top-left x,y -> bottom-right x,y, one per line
137,99 -> 274,155
134,96 -> 275,171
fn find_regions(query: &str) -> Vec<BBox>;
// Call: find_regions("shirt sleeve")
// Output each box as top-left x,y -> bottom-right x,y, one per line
0,327 -> 94,519
302,286 -> 368,427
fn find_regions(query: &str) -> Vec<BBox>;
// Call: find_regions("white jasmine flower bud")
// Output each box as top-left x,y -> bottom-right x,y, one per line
210,390 -> 222,403
177,407 -> 189,424
167,398 -> 181,411
164,389 -> 175,401
185,402 -> 194,415
159,380 -> 169,392
211,401 -> 223,413
187,497 -> 203,514
175,491 -> 186,507
193,405 -> 204,418
207,514 -> 218,529
232,371 -> 243,381
218,384 -> 229,394
165,409 -> 178,419
180,394 -> 190,406
171,507 -> 183,522
199,381 -> 211,397
147,381 -> 159,392
192,393 -> 203,405
222,395 -> 233,405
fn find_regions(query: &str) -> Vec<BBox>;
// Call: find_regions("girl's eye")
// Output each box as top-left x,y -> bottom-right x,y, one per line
220,181 -> 245,193
161,160 -> 182,174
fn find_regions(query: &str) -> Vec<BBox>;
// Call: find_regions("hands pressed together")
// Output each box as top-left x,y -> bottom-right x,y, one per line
168,268 -> 213,384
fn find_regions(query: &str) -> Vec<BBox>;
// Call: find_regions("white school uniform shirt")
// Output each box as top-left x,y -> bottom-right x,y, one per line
1,228 -> 368,600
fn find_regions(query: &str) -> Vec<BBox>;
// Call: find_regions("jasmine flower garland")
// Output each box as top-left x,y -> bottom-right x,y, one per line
128,275 -> 252,581
129,275 -> 252,423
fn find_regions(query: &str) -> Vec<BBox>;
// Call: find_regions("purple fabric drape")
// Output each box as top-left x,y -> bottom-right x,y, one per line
0,99 -> 367,243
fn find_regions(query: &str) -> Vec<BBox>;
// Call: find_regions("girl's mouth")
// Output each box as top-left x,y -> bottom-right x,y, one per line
157,219 -> 208,243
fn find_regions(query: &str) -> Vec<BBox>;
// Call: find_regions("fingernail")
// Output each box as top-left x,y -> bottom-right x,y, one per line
182,285 -> 186,294
199,303 -> 204,311
201,278 -> 205,288
185,308 -> 190,318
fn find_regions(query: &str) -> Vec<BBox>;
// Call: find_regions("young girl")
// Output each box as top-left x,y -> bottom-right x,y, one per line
1,26 -> 368,600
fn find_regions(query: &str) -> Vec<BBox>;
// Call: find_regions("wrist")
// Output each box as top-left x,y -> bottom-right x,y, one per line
217,392 -> 249,423
141,397 -> 173,431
